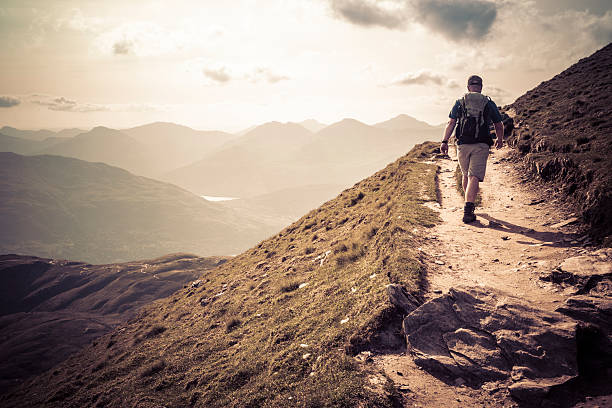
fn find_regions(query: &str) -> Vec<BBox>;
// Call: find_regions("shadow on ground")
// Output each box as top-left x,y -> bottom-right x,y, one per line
473,213 -> 582,248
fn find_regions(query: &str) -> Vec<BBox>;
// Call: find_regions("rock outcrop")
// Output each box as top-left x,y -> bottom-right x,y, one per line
540,250 -> 612,295
541,250 -> 612,377
402,287 -> 579,403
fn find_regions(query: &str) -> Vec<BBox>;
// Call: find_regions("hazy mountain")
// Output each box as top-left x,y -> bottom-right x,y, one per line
292,118 -> 435,185
37,126 -> 156,176
164,121 -> 315,196
54,128 -> 85,138
35,136 -> 73,151
0,133 -> 38,155
0,152 -> 277,263
0,131 -> 74,155
228,121 -> 314,154
0,253 -> 225,392
298,119 -> 328,132
122,122 -> 234,173
373,114 -> 435,131
0,126 -> 55,142
235,124 -> 258,136
223,183 -> 345,227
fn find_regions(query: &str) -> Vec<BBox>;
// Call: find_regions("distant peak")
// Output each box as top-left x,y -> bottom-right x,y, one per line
91,126 -> 115,132
332,118 -> 367,127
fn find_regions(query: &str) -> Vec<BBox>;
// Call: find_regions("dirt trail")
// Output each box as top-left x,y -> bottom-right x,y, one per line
424,146 -> 585,310
373,146 -> 604,408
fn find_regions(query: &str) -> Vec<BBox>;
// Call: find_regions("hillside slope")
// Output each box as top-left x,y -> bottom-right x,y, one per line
164,122 -> 315,197
122,122 -> 234,174
38,127 -> 157,176
0,142 -> 440,408
505,42 -> 612,241
0,253 -> 225,393
0,153 -> 276,263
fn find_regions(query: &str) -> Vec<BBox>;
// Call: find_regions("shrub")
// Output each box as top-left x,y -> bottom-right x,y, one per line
280,280 -> 300,293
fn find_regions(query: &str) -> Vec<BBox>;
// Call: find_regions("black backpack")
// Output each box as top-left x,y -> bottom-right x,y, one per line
456,92 -> 493,145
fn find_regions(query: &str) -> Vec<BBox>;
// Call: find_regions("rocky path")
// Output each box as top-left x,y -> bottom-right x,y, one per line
373,147 -> 611,408
425,147 -> 584,311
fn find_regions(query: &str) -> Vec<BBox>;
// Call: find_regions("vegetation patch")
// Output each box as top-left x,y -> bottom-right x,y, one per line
140,359 -> 166,377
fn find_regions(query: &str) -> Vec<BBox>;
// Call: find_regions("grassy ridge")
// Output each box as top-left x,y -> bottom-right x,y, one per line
2,143 -> 441,408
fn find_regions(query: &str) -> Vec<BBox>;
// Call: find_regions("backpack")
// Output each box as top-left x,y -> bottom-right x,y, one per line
456,92 -> 493,145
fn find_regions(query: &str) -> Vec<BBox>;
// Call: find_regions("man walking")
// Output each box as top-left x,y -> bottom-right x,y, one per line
440,75 -> 504,223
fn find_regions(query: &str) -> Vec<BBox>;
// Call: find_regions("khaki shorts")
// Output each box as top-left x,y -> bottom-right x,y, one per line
457,143 -> 490,182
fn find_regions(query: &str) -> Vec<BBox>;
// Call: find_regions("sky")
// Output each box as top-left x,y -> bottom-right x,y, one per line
1,0 -> 611,132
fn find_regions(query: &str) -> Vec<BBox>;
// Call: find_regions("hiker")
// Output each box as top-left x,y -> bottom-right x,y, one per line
440,75 -> 504,223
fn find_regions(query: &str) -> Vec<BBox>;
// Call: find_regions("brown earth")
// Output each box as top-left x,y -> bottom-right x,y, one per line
374,146 -> 612,408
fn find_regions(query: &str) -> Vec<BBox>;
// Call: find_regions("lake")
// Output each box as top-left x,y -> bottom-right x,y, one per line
201,195 -> 239,202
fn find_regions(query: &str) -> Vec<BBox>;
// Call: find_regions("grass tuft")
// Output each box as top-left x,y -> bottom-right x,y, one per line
140,359 -> 165,377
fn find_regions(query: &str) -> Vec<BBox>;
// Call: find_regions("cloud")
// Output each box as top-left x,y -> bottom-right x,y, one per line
485,86 -> 512,105
486,3 -> 612,72
329,0 -> 406,29
113,39 -> 133,55
187,59 -> 290,85
248,68 -> 290,84
31,96 -> 109,112
27,95 -> 167,113
55,8 -> 106,33
203,66 -> 232,83
95,22 -> 183,57
327,0 -> 498,41
411,0 -> 498,41
589,10 -> 612,43
0,96 -> 20,108
390,70 -> 459,88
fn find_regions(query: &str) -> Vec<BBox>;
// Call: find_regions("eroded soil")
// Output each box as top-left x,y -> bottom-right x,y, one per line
374,146 -> 611,408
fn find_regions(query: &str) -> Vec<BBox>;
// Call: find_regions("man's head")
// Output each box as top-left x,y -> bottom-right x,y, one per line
467,75 -> 483,93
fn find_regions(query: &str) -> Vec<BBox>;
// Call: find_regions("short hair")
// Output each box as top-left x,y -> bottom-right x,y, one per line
467,75 -> 483,86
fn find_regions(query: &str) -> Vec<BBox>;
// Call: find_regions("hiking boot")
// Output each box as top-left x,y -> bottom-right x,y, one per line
463,202 -> 476,223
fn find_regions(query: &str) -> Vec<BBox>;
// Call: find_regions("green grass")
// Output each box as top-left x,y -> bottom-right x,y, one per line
7,143 -> 442,408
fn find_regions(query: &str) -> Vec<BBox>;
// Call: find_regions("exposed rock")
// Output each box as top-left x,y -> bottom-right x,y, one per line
541,254 -> 612,293
556,293 -> 612,374
550,217 -> 580,229
355,351 -> 374,363
403,287 -> 578,403
386,284 -> 420,315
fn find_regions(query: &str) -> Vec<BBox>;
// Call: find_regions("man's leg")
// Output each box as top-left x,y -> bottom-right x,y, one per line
465,175 -> 479,203
462,144 -> 489,223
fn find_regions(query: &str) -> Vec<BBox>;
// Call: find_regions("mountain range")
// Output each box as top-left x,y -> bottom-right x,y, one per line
1,115 -> 443,262
164,117 -> 440,198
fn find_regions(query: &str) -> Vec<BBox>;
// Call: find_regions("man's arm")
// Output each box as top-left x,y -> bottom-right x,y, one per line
441,118 -> 456,155
494,121 -> 504,149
